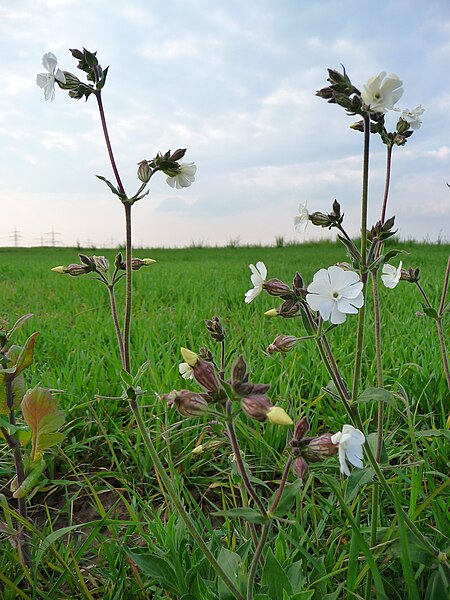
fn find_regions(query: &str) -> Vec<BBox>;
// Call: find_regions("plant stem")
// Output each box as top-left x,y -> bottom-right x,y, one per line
226,401 -> 267,517
437,256 -> 450,388
123,203 -> 132,372
95,92 -> 126,196
247,523 -> 270,600
351,115 -> 370,405
270,456 -> 293,513
107,285 -> 126,370
129,396 -> 244,600
371,274 -> 384,460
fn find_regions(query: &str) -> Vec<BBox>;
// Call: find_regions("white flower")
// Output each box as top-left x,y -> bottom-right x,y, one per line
361,72 -> 403,113
36,52 -> 66,102
166,163 -> 197,189
306,265 -> 364,325
179,362 -> 194,380
294,202 -> 309,234
394,105 -> 424,130
331,424 -> 365,476
381,261 -> 402,289
245,261 -> 267,304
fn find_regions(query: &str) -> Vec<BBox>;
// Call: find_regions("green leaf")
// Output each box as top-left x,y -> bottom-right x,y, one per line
7,314 -> 33,340
366,433 -> 389,464
125,550 -> 180,596
270,479 -> 302,518
286,559 -> 305,593
13,457 -> 46,498
423,306 -> 438,320
133,360 -> 151,385
357,386 -> 396,407
213,507 -> 268,525
344,467 -> 375,503
261,548 -> 292,600
96,175 -> 127,201
120,369 -> 134,386
21,387 -> 65,459
414,429 -> 450,441
425,568 -> 450,600
13,332 -> 39,377
216,547 -> 247,600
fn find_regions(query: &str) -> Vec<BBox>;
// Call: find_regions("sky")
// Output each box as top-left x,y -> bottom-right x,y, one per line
1,0 -> 450,248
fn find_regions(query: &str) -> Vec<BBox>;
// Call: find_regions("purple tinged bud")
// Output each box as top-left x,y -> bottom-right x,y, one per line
400,267 -> 421,283
241,394 -> 273,422
137,160 -> 152,183
231,355 -> 248,385
293,417 -> 309,443
305,434 -> 338,461
192,358 -> 221,393
293,456 -> 309,479
170,148 -> 187,161
64,264 -> 92,277
166,390 -> 209,417
93,255 -> 110,272
263,278 -> 292,298
266,335 -> 299,355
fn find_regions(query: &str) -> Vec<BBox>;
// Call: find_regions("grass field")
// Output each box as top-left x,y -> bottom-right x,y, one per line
0,241 -> 449,599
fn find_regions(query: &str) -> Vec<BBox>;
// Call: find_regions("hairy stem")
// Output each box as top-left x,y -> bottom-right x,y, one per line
247,523 -> 270,600
226,401 -> 267,517
95,92 -> 126,196
123,203 -> 132,372
108,285 -> 126,370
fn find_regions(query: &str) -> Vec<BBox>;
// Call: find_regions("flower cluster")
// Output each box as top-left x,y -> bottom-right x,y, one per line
169,346 -> 293,426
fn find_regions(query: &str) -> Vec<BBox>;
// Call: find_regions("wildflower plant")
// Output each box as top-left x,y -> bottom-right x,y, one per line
25,48 -> 449,599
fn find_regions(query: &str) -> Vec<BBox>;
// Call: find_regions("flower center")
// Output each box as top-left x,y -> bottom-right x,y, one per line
332,291 -> 340,300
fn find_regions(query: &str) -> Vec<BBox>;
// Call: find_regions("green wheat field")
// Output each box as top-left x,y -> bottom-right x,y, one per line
0,241 -> 449,599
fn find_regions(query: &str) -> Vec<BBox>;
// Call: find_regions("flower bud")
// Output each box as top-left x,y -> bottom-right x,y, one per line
292,417 -> 309,443
118,257 -> 156,271
267,406 -> 293,426
292,456 -> 309,479
64,264 -> 92,277
241,394 -> 273,422
304,433 -> 338,461
266,335 -> 299,355
180,347 -> 198,367
205,316 -> 225,342
170,148 -> 187,162
231,355 -> 248,385
93,255 -> 110,272
191,359 -> 221,394
137,160 -> 152,183
263,278 -> 292,298
310,212 -> 333,227
167,390 -> 209,417
51,266 -> 65,274
264,308 -> 278,318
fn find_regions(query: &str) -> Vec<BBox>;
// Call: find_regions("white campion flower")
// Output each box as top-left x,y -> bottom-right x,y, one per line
245,261 -> 267,304
394,105 -> 424,130
381,261 -> 402,289
306,265 -> 364,325
36,52 -> 66,102
361,72 -> 403,113
179,362 -> 194,380
166,163 -> 197,189
294,202 -> 309,234
331,424 -> 365,476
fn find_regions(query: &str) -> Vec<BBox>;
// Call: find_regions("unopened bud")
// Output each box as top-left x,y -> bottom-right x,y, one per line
241,394 -> 273,422
51,266 -> 65,274
118,257 -> 156,271
304,433 -> 338,461
292,417 -> 309,443
205,316 -> 225,342
170,148 -> 187,161
266,335 -> 299,355
137,160 -> 152,183
192,358 -> 221,394
180,347 -> 198,367
310,212 -> 332,227
64,264 -> 92,277
167,390 -> 209,417
231,355 -> 248,385
263,278 -> 292,298
267,406 -> 294,426
292,456 -> 309,479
